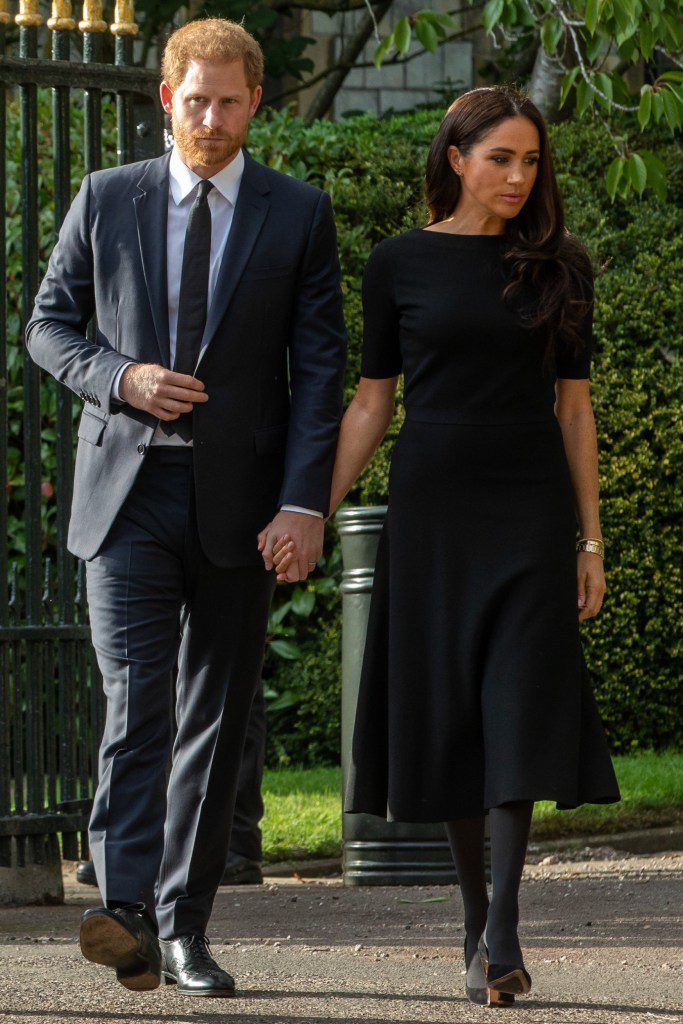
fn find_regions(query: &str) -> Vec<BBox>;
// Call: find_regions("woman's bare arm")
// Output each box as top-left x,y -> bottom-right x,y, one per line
268,376 -> 399,580
555,378 -> 605,620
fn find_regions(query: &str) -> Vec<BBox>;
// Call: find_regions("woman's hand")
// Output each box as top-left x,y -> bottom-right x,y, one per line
577,550 -> 605,621
271,534 -> 297,581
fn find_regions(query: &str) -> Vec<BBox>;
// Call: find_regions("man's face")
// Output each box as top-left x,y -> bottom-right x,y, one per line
160,59 -> 262,174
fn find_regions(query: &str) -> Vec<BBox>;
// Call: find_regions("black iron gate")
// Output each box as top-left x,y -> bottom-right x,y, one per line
0,0 -> 163,886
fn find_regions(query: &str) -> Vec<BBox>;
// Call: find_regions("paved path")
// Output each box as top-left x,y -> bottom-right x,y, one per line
1,850 -> 681,1024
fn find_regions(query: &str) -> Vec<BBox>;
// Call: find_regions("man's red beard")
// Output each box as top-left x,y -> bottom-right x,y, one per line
171,113 -> 247,167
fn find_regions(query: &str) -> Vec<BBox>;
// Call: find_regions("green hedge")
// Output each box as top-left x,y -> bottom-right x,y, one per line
6,100 -> 681,762
253,109 -> 682,764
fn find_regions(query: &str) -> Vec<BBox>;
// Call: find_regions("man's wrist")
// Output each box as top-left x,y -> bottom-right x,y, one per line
280,504 -> 324,519
112,361 -> 135,404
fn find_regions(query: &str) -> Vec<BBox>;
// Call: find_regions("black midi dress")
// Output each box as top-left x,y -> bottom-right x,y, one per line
344,229 -> 621,823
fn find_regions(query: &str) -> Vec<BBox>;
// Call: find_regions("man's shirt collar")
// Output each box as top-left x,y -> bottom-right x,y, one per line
169,144 -> 245,206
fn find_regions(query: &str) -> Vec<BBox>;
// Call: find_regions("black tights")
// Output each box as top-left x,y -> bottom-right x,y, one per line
445,800 -> 533,967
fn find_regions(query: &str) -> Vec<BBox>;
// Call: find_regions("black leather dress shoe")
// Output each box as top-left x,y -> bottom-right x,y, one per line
220,853 -> 263,886
76,860 -> 98,886
160,934 -> 235,997
80,904 -> 161,991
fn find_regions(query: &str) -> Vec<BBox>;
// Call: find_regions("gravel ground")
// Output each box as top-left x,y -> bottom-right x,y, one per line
1,849 -> 681,1024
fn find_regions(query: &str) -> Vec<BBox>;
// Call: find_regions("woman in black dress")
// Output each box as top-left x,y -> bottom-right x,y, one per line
269,85 -> 620,1006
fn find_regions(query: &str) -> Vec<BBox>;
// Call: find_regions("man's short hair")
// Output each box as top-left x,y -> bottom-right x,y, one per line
161,18 -> 264,91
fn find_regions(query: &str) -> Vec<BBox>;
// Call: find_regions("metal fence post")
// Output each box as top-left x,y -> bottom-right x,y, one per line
337,506 -> 458,886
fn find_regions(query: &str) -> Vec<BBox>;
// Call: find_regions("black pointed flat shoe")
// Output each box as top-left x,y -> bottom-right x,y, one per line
486,962 -> 532,996
464,938 -> 515,1007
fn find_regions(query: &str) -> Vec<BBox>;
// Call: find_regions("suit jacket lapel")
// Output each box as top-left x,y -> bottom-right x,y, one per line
196,152 -> 271,370
133,152 -> 172,367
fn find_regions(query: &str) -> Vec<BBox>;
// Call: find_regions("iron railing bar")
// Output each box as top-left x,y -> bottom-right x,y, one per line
115,35 -> 135,166
51,19 -> 79,859
0,625 -> 93,640
0,19 -> 11,865
0,56 -> 160,98
19,24 -> 44,846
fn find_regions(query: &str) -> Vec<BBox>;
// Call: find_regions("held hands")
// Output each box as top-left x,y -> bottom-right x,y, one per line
119,363 -> 208,420
577,550 -> 606,621
257,511 -> 324,583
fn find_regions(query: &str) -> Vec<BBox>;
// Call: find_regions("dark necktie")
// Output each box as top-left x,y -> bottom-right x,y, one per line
163,178 -> 214,442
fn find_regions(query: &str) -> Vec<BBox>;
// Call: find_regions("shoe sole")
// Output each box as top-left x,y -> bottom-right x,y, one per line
478,952 -> 516,1007
487,968 -> 532,996
80,915 -> 160,991
163,973 -> 235,997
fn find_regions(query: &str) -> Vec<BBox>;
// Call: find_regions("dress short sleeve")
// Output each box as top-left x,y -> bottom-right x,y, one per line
555,285 -> 594,380
360,242 -> 402,378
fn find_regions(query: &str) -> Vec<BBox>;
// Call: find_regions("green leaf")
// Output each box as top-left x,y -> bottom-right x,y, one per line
575,78 -> 593,116
594,72 -> 613,104
269,638 -> 302,660
638,87 -> 652,129
585,0 -> 601,34
585,32 -> 604,63
627,152 -> 647,195
662,86 -> 682,131
373,35 -> 392,69
651,89 -> 665,123
420,10 -> 455,32
270,601 -> 292,626
398,896 -> 451,904
541,16 -> 564,53
415,16 -> 440,52
394,16 -> 411,54
605,156 -> 625,200
291,587 -> 316,617
638,150 -> 668,202
661,12 -> 683,48
659,71 -> 683,83
482,0 -> 505,33
560,67 -> 580,108
639,18 -> 655,59
266,689 -> 299,712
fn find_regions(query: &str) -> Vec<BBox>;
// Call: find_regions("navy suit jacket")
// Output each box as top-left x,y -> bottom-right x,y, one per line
26,149 -> 347,566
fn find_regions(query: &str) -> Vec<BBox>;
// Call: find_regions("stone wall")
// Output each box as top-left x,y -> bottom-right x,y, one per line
299,1 -> 478,119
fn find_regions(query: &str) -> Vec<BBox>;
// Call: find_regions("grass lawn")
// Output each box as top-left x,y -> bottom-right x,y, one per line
261,751 -> 682,863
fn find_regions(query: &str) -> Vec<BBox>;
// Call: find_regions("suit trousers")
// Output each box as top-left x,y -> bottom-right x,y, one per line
230,679 -> 266,863
85,446 -> 275,938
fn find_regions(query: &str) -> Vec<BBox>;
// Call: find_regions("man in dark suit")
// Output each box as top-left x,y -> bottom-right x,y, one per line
26,18 -> 346,998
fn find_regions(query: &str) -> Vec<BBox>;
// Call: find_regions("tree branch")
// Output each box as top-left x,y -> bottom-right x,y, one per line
265,24 -> 476,106
304,0 -> 395,121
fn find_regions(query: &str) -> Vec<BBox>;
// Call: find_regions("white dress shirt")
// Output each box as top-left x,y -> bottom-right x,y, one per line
113,145 -> 320,518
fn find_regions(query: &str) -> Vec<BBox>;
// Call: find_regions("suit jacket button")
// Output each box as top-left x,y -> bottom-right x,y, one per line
137,443 -> 146,454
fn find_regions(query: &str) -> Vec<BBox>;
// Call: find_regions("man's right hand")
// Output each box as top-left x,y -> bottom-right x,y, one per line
119,364 -> 208,420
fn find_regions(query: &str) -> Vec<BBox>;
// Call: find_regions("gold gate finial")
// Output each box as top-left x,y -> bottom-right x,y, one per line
48,1 -> 76,31
79,0 -> 107,33
111,0 -> 138,35
16,0 -> 44,27
0,1 -> 10,26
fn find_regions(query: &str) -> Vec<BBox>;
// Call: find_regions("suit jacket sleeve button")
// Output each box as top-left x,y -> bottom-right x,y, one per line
137,443 -> 146,454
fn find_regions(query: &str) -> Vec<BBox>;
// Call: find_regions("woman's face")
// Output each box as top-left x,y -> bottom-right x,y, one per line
448,115 -> 540,222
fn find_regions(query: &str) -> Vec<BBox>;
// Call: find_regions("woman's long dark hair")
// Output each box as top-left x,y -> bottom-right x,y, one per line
425,86 -> 594,364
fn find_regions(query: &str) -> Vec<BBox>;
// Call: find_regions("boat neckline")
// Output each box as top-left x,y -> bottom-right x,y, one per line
414,227 -> 507,239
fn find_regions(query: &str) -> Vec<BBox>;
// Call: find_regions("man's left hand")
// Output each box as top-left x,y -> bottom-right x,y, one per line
257,511 -> 324,582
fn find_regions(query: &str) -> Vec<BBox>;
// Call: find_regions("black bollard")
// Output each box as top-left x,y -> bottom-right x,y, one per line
337,506 -> 459,886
